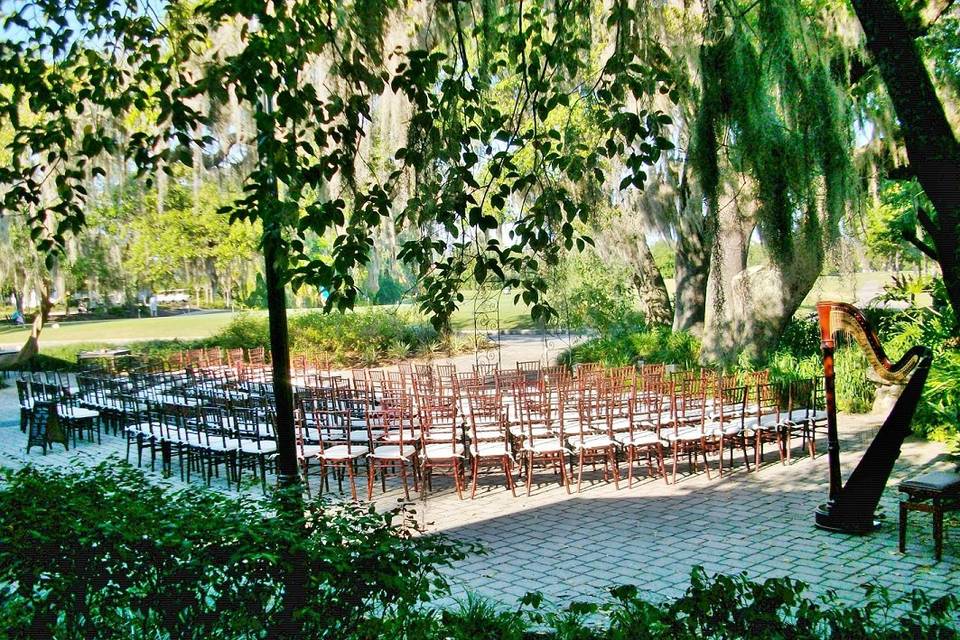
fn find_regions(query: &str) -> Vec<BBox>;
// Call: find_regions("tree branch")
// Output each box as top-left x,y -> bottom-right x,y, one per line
901,227 -> 939,260
916,205 -> 939,234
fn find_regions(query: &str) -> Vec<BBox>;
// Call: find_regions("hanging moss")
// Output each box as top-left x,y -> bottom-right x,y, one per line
689,1 -> 855,265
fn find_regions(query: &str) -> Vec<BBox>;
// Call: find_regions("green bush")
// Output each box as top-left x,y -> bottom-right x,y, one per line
0,462 -> 466,639
563,326 -> 701,368
285,309 -> 441,364
1,463 -> 955,638
387,568 -> 958,639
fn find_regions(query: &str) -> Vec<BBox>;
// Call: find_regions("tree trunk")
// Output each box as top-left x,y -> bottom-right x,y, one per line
701,195 -> 753,363
851,0 -> 960,329
205,257 -> 220,301
672,169 -> 710,335
0,280 -> 54,369
672,238 -> 709,335
595,214 -> 673,326
702,205 -> 823,364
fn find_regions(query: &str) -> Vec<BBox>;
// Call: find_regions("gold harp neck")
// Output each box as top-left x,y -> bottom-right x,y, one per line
817,301 -> 920,385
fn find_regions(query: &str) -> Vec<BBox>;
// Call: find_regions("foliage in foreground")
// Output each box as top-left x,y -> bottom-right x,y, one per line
0,463 -> 956,639
418,572 -> 958,640
0,462 -> 466,639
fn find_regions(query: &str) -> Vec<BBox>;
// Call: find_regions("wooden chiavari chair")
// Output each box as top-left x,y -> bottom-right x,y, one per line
418,394 -> 465,499
367,391 -> 420,501
301,398 -> 366,501
703,383 -> 750,477
660,378 -> 710,483
464,383 -> 515,498
514,376 -> 570,495
622,380 -> 669,485
568,373 -> 620,492
750,382 -> 787,470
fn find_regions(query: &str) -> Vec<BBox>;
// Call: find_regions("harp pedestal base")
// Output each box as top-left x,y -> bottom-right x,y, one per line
815,503 -> 881,535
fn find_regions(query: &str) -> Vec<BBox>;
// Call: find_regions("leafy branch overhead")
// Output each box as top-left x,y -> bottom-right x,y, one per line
0,0 -> 676,329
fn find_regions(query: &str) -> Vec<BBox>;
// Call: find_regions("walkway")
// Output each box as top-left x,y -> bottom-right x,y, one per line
0,402 -> 956,609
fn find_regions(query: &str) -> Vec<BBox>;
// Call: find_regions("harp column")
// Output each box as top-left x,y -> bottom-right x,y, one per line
818,302 -> 843,503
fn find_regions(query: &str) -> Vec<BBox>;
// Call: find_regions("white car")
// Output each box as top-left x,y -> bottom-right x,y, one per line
156,291 -> 190,304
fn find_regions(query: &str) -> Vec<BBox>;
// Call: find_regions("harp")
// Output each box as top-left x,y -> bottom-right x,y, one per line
814,301 -> 933,533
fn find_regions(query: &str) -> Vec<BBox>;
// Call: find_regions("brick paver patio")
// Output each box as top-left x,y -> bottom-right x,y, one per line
1,375 -> 957,609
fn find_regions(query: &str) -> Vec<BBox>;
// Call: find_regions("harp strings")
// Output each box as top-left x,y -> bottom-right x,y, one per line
826,304 -> 917,385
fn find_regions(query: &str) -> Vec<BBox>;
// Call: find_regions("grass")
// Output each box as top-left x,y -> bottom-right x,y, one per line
0,271 -> 908,348
0,293 -> 541,348
0,311 -> 237,345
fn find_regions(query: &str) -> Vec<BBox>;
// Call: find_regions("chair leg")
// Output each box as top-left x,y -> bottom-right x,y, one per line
526,453 -> 534,496
504,456 -> 516,497
718,436 -> 725,477
701,438 -> 711,480
346,459 -> 358,501
672,442 -> 679,484
399,461 -> 411,501
898,500 -> 908,553
576,451 -> 585,493
609,448 -> 620,489
452,460 -> 463,500
367,460 -> 375,501
471,458 -> 480,499
559,452 -> 571,494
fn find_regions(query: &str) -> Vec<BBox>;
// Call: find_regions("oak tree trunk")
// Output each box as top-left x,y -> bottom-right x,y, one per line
851,0 -> 960,331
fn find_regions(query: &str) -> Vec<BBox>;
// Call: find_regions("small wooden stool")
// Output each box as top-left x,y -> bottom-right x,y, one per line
899,471 -> 960,561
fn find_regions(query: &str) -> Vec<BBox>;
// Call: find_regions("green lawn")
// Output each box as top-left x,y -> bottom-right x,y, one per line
0,272 -> 908,348
0,311 -> 238,346
0,294 -> 540,348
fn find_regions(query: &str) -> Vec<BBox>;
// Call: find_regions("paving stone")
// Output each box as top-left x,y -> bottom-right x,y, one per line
1,394 -> 957,609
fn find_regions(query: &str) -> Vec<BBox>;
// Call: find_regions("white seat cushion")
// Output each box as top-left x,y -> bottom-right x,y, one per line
206,438 -> 241,452
239,440 -> 278,454
59,406 -> 99,420
369,445 -> 417,459
569,434 -> 615,450
509,425 -> 552,438
298,444 -> 324,458
470,441 -> 510,457
615,430 -> 662,446
379,430 -> 420,444
754,413 -> 783,429
320,444 -> 368,460
704,421 -> 743,436
521,438 -> 567,454
422,443 -> 464,459
661,427 -> 702,442
784,409 -> 809,423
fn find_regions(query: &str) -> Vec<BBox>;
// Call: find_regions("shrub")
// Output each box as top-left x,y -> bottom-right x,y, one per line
1,463 -> 956,638
0,462 -> 466,639
563,327 -> 701,368
207,312 -> 271,349
398,568 -> 958,639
